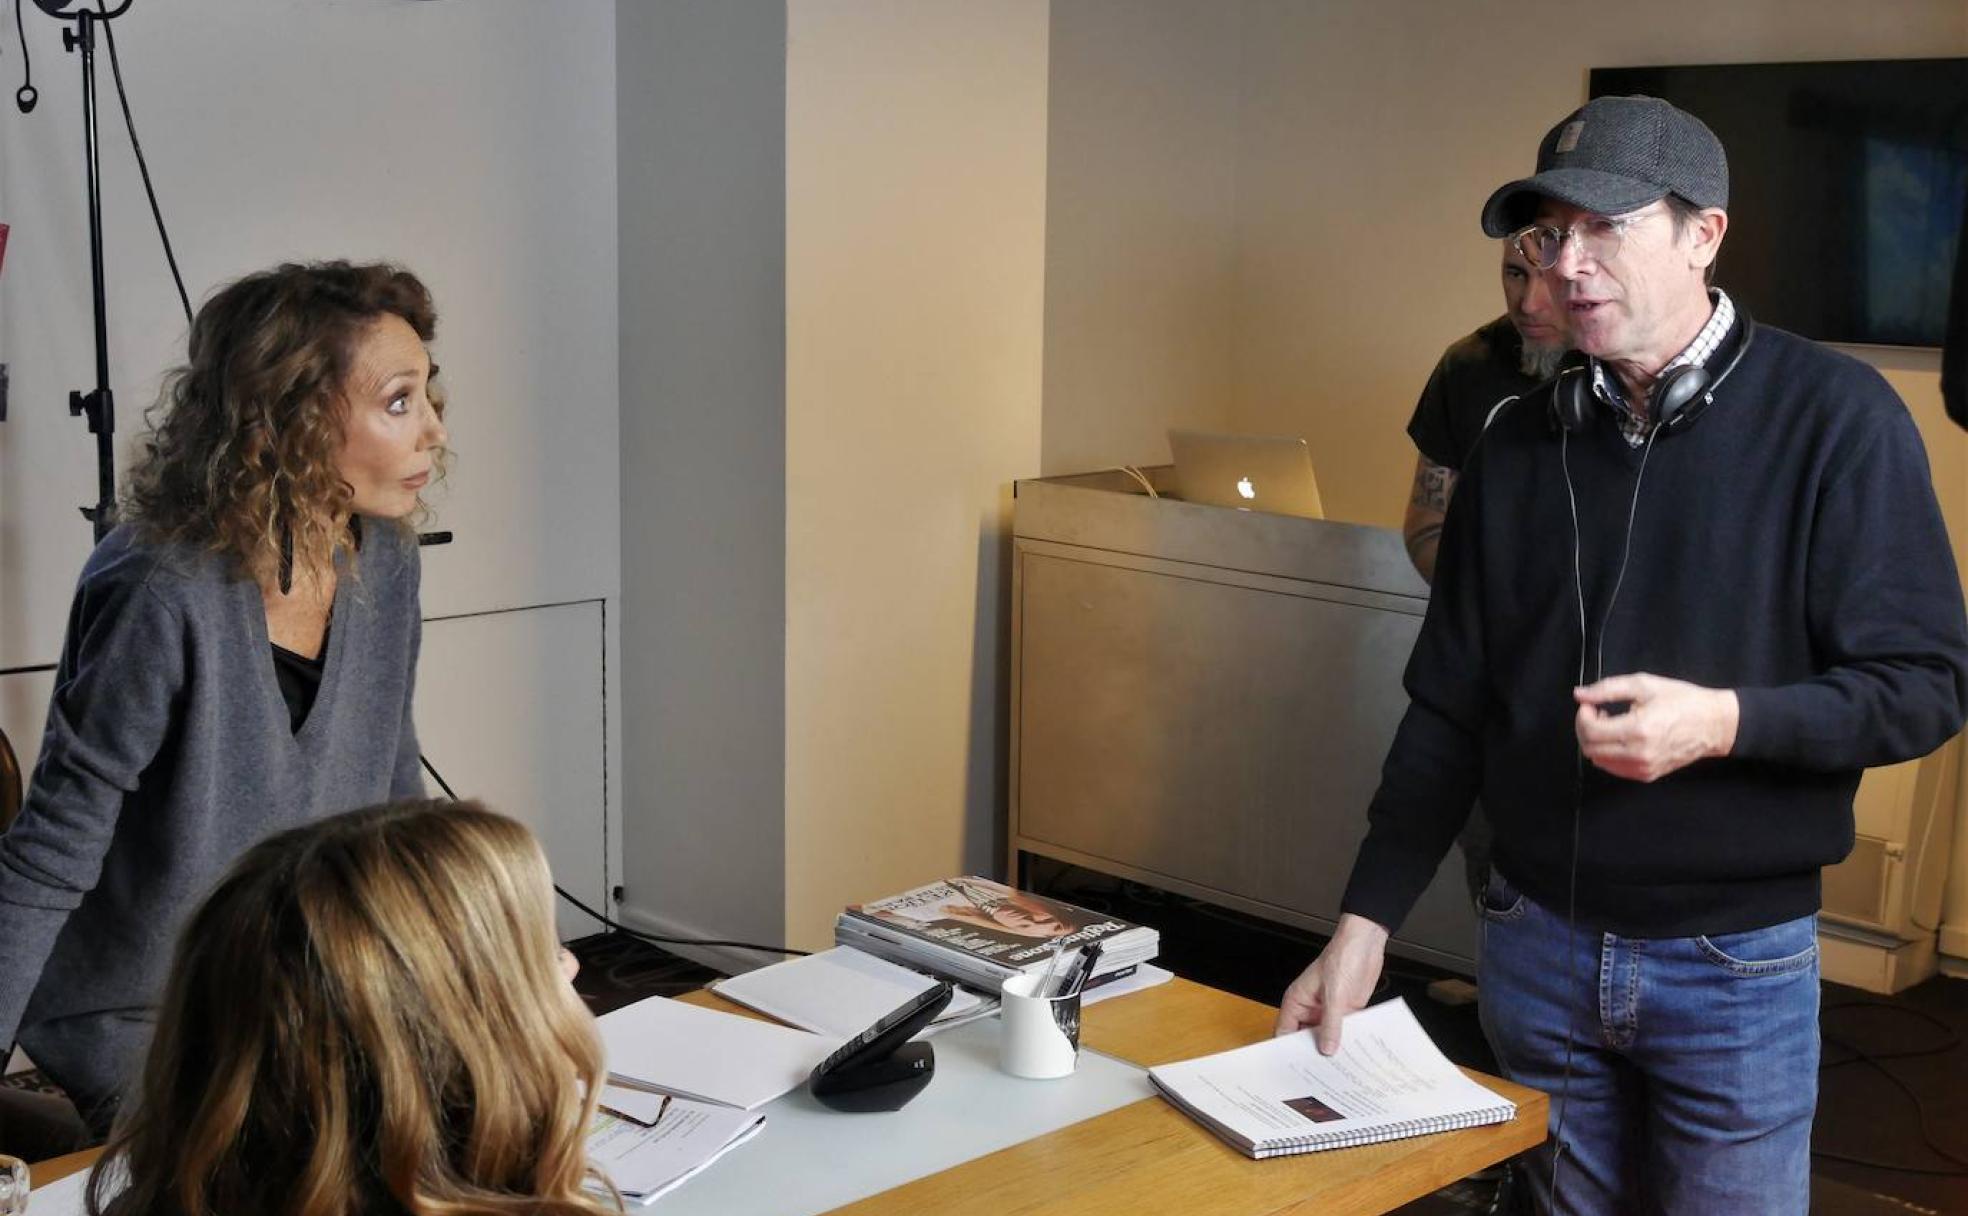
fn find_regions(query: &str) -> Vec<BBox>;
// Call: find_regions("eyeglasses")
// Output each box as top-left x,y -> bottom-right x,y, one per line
1510,213 -> 1643,270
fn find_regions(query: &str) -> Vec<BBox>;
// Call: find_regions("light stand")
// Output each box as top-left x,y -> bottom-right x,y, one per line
29,0 -> 136,541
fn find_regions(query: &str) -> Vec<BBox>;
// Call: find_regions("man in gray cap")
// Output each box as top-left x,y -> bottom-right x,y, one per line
1278,95 -> 1968,1212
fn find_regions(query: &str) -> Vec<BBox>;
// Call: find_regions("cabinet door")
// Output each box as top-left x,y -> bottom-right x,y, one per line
414,602 -> 609,941
1012,543 -> 1476,974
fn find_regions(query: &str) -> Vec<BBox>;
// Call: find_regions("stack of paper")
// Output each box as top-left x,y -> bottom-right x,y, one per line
587,1099 -> 766,1206
1149,997 -> 1515,1159
595,994 -> 839,1110
711,946 -> 995,1039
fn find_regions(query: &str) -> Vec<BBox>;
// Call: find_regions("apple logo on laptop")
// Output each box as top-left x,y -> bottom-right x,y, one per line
1236,477 -> 1256,500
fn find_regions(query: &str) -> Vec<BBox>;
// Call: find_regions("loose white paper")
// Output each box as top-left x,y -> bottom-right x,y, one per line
597,994 -> 840,1110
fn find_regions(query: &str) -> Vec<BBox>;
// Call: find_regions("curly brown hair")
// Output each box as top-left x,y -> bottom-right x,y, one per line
122,260 -> 447,588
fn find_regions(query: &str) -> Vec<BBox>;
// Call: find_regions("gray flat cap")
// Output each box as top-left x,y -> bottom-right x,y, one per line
1480,95 -> 1729,237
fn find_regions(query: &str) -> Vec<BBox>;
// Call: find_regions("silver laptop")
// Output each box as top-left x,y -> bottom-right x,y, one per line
1168,429 -> 1325,520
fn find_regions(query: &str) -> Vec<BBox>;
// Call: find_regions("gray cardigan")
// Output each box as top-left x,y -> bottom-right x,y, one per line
0,521 -> 423,1123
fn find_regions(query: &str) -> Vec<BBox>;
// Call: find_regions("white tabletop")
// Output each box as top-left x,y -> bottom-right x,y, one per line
647,1013 -> 1154,1214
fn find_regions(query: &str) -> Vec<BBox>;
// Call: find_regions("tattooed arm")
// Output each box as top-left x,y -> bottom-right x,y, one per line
1402,455 -> 1457,584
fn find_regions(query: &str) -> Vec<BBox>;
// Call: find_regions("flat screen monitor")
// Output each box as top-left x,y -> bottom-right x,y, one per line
1589,59 -> 1968,348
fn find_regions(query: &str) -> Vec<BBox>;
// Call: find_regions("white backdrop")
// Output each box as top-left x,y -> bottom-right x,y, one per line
0,0 -> 622,917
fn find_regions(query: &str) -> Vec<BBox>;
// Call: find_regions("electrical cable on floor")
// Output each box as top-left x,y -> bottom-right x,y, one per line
1821,999 -> 1960,1069
550,884 -> 810,959
1811,999 -> 1968,1177
418,754 -> 808,959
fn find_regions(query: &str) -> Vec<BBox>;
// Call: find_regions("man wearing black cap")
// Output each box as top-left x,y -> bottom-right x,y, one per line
1278,95 -> 1968,1213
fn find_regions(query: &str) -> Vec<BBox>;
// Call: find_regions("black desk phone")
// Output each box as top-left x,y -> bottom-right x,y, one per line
807,980 -> 954,1112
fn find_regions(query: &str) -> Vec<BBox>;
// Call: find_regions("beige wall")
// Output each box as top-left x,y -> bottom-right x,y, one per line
1229,0 -> 1968,526
1040,1 -> 1245,476
761,0 -> 1968,958
784,0 -> 1052,950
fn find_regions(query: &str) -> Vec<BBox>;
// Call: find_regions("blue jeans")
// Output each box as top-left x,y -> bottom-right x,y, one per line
1477,869 -> 1819,1215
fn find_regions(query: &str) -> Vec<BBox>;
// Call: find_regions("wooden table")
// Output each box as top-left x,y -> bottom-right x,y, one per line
686,976 -> 1546,1216
37,977 -> 1545,1215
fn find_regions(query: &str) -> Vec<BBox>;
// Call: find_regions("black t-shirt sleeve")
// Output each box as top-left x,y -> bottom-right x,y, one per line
1407,318 -> 1534,472
1405,355 -> 1461,470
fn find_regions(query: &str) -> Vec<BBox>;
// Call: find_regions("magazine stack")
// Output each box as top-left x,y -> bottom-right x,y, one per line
835,875 -> 1159,994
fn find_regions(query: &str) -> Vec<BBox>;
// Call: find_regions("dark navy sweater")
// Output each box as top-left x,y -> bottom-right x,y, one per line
1343,321 -> 1968,937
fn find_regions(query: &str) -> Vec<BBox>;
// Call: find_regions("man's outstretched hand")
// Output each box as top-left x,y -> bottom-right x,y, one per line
1275,913 -> 1389,1055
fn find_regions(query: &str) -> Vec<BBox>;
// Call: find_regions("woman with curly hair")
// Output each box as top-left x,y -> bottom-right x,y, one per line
88,799 -> 622,1216
0,261 -> 447,1143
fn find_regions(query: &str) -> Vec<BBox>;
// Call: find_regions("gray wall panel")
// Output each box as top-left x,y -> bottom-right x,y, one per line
617,0 -> 787,967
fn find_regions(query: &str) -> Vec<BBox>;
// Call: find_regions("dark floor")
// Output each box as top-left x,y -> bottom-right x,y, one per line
567,927 -> 721,1015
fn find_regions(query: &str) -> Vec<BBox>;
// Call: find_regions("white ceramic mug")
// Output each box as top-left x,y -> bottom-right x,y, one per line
999,971 -> 1081,1079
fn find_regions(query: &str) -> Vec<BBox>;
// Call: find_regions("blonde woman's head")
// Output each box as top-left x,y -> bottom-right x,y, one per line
94,799 -> 618,1216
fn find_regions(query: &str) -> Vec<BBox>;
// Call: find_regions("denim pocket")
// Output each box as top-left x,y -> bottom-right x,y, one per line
1477,868 -> 1527,922
1695,915 -> 1818,977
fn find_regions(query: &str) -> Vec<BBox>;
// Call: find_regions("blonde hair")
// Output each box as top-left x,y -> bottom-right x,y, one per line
91,800 -> 619,1216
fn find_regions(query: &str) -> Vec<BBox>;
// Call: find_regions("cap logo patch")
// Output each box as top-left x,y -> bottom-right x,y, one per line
1555,121 -> 1585,154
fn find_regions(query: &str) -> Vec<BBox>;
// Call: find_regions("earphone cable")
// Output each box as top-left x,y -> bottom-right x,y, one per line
1594,426 -> 1661,684
1548,751 -> 1584,1206
1543,327 -> 1756,1204
1562,430 -> 1586,687
1549,428 -> 1585,1206
1550,416 -> 1666,1203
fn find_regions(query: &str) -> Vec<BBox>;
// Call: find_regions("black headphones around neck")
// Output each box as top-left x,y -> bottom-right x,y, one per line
1548,311 -> 1757,437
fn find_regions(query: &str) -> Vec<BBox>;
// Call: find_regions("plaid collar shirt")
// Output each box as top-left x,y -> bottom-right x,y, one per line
1591,289 -> 1736,447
